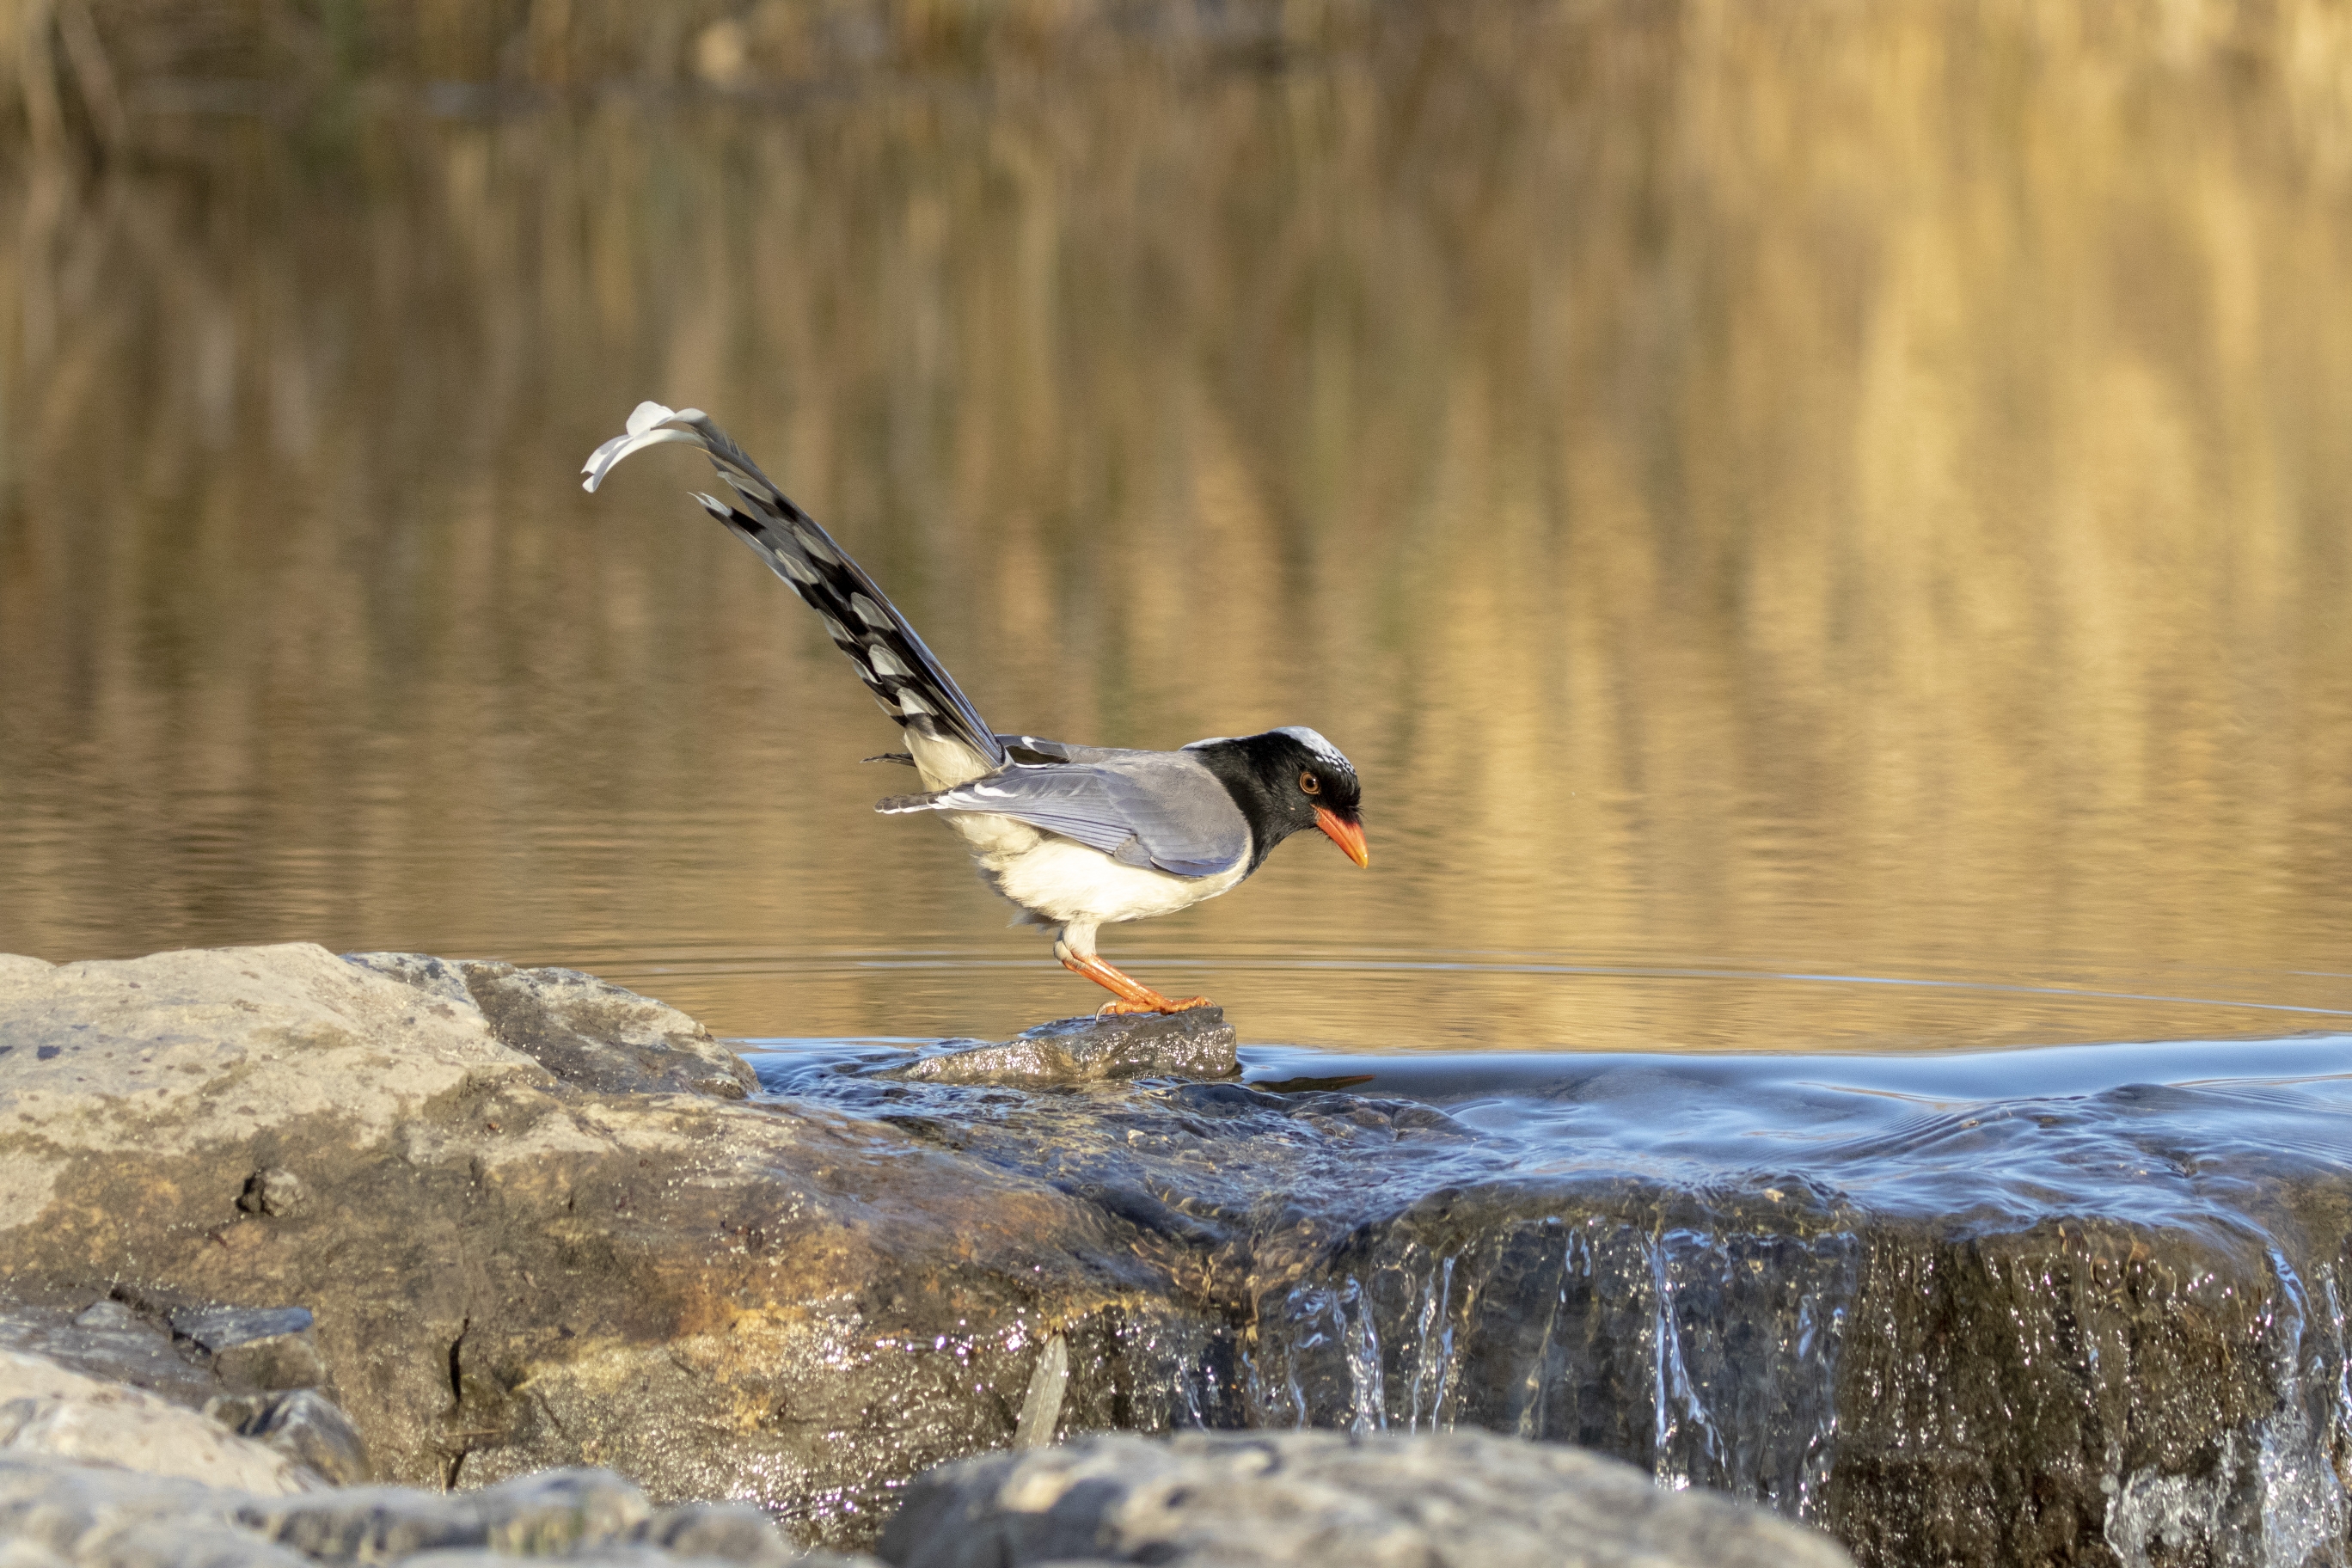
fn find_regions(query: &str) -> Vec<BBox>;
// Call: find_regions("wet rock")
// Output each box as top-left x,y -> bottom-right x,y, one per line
773,1049 -> 2352,1567
0,1351 -> 315,1494
348,952 -> 757,1099
0,946 -> 1210,1547
877,1430 -> 1853,1567
883,1008 -> 1239,1087
0,1302 -> 215,1408
168,1309 -> 327,1394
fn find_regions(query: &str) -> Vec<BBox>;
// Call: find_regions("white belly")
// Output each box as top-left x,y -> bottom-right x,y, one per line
946,813 -> 1247,928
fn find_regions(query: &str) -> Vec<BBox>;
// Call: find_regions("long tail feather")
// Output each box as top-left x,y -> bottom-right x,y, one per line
584,402 -> 1006,776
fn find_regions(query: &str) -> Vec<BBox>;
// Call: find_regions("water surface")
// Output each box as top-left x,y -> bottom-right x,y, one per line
3,8 -> 2348,1049
756,1028 -> 2352,1224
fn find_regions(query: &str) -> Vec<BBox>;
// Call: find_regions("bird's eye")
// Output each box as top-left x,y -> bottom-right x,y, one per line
1300,771 -> 1320,795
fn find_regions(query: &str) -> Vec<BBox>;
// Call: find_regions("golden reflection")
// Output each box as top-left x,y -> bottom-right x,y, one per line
2,3 -> 2349,1050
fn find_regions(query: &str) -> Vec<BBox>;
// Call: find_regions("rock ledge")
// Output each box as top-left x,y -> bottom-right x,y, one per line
882,1008 -> 1239,1087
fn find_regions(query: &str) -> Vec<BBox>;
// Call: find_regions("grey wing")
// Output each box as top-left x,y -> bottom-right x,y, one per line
879,759 -> 1248,879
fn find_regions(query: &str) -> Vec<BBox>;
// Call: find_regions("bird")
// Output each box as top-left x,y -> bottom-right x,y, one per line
581,401 -> 1369,1017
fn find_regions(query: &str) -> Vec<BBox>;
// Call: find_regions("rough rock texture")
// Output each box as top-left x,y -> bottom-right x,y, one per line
0,1454 -> 867,1566
13,943 -> 2352,1567
878,1430 -> 1854,1567
0,1301 -> 220,1408
882,1009 -> 1239,1087
0,1305 -> 371,1485
0,946 -> 1217,1547
211,1391 -> 374,1488
344,954 -> 758,1099
0,1351 -> 314,1494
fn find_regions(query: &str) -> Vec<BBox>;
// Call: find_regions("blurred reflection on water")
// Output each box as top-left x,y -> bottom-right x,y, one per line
3,5 -> 2349,1049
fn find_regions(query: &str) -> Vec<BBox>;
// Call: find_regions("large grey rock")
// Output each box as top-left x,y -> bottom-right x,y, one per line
0,1455 -> 270,1559
883,1009 -> 1239,1087
0,1351 -> 314,1495
877,1430 -> 1853,1567
0,946 -> 1210,1547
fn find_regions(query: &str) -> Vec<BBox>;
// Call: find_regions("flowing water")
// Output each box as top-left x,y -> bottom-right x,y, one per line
755,1031 -> 2352,1564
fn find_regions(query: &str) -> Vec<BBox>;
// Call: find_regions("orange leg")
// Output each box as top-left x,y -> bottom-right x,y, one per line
1059,952 -> 1214,1016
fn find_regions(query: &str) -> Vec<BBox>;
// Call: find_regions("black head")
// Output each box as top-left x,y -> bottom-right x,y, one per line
1187,726 -> 1369,873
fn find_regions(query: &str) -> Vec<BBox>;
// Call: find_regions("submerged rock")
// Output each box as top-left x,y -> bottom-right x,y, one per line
882,1008 -> 1240,1087
877,1429 -> 1854,1567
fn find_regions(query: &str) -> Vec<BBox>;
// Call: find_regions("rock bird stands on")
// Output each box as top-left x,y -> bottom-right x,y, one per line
583,403 -> 1369,1016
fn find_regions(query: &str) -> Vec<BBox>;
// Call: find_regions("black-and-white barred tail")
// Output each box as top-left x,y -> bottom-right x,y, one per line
583,403 -> 1005,775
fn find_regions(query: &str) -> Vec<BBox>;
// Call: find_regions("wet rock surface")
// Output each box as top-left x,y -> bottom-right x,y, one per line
0,1452 -> 867,1566
880,1008 -> 1240,1087
8,945 -> 2352,1567
0,1300 -> 221,1409
878,1429 -> 1853,1567
770,1036 -> 2352,1567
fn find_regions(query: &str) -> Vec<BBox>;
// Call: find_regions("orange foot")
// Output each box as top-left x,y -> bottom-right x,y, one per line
1060,952 -> 1217,1016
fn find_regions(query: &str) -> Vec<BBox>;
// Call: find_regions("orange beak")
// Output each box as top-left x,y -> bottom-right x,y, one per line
1314,806 -> 1370,868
